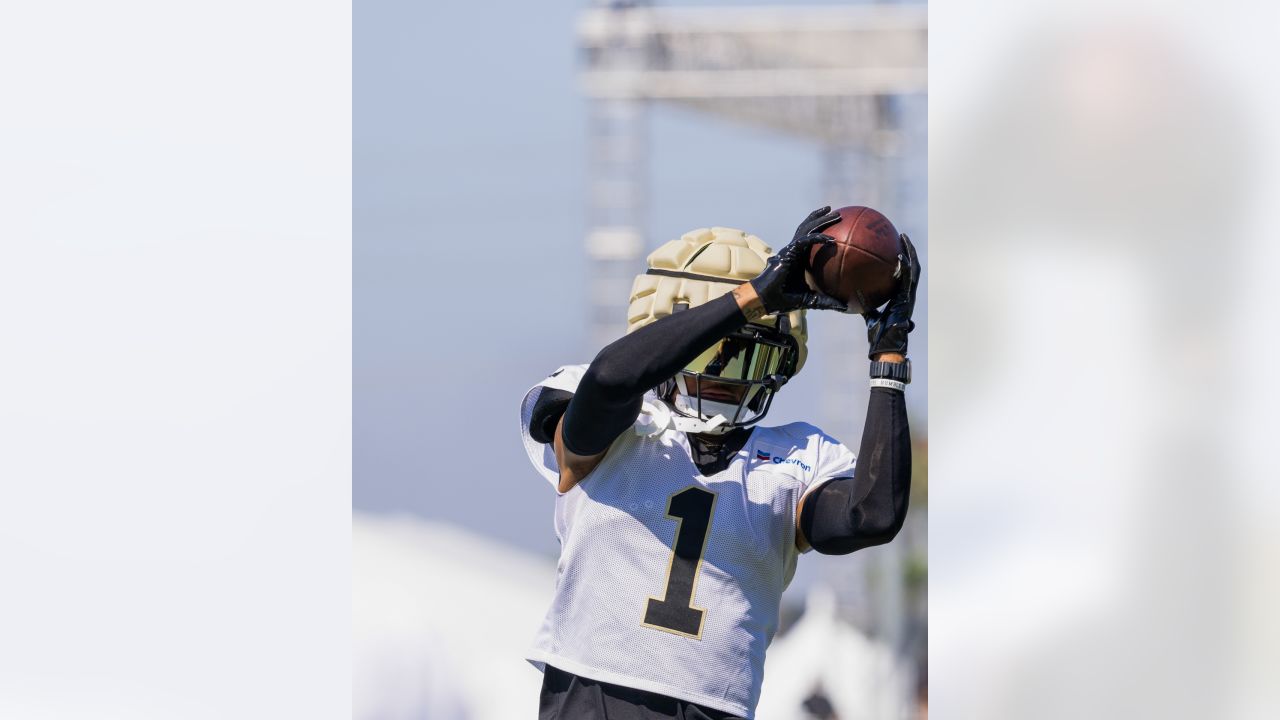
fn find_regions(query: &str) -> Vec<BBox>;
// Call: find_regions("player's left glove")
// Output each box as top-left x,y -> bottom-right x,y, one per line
750,207 -> 848,315
864,233 -> 921,358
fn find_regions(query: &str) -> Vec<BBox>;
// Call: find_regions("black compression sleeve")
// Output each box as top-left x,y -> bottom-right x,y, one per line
560,292 -> 748,456
800,387 -> 911,554
529,388 -> 573,444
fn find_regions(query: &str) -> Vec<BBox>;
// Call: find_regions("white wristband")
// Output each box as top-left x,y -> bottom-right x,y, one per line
870,378 -> 907,392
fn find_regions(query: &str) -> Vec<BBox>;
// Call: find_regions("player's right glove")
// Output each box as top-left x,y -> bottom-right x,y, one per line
864,233 -> 921,358
750,207 -> 847,315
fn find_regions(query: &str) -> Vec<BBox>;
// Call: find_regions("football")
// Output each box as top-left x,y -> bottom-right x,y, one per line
807,206 -> 902,314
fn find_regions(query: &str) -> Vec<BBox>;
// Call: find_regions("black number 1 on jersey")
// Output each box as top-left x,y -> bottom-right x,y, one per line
643,486 -> 717,638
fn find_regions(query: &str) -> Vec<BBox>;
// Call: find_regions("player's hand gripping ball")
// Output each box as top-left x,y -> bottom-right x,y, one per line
748,207 -> 848,315
806,206 -> 904,314
864,232 -> 921,359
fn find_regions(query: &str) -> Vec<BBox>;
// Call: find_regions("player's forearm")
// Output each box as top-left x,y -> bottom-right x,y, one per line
800,387 -> 911,554
853,386 -> 912,541
560,291 -> 751,455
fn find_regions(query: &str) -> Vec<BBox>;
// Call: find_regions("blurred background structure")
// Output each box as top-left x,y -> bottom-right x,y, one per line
578,1 -> 926,352
355,1 -> 927,718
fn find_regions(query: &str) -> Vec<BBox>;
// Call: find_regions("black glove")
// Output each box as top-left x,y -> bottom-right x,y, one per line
750,207 -> 848,315
865,233 -> 921,358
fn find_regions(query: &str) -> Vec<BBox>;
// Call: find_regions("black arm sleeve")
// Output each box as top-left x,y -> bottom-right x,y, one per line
560,292 -> 748,456
799,387 -> 911,555
529,388 -> 573,444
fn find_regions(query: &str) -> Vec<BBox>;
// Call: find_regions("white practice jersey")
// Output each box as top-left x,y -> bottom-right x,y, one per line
518,365 -> 857,718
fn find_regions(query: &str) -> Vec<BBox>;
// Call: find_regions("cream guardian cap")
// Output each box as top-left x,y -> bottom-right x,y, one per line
626,227 -> 808,374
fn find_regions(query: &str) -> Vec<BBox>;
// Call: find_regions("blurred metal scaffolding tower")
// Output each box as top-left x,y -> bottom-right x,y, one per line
578,0 -> 926,349
577,0 -> 926,693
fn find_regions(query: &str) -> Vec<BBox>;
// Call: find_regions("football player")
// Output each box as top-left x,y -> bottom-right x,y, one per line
518,207 -> 919,720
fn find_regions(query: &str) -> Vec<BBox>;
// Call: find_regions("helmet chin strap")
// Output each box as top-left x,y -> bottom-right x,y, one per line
672,375 -> 742,434
636,374 -> 775,437
634,397 -> 728,437
671,411 -> 731,435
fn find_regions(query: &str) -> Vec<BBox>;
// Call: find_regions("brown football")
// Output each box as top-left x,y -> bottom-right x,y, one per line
807,205 -> 902,314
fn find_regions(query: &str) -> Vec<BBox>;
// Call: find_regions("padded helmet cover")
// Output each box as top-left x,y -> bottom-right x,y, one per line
625,227 -> 809,374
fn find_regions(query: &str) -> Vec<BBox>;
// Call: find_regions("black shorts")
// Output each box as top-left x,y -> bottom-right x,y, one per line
538,665 -> 746,720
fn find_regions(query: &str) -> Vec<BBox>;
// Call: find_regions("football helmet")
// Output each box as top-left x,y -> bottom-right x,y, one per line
626,227 -> 808,433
